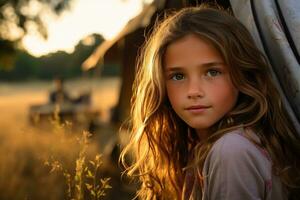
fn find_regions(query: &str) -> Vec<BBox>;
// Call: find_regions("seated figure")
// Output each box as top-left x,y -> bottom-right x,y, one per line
49,77 -> 71,104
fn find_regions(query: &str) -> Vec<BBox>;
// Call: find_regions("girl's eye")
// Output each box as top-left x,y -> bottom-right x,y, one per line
206,69 -> 221,77
171,73 -> 184,81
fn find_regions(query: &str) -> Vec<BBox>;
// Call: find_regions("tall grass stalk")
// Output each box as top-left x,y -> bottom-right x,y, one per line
46,109 -> 111,200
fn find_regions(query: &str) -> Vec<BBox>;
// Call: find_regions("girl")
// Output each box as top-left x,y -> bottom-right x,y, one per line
120,4 -> 300,200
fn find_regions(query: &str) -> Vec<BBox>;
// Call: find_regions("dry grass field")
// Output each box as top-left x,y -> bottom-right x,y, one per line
0,77 -> 120,129
0,78 -> 135,200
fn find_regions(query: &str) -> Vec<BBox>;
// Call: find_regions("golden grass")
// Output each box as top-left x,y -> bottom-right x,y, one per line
0,78 -> 120,200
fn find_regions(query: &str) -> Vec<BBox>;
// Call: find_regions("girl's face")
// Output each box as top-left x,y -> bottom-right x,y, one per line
164,34 -> 239,138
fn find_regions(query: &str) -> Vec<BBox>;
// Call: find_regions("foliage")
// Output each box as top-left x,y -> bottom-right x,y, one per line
0,34 -> 122,81
0,0 -> 73,69
0,0 -> 72,40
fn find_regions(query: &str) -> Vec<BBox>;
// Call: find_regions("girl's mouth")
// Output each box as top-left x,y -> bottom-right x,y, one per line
185,105 -> 211,113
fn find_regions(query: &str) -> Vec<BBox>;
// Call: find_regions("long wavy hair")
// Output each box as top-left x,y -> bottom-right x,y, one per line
120,4 -> 300,199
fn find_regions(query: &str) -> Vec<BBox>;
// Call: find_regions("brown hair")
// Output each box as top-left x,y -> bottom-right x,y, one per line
120,4 -> 300,199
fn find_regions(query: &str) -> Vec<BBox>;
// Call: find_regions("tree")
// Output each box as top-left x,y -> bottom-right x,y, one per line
0,0 -> 73,69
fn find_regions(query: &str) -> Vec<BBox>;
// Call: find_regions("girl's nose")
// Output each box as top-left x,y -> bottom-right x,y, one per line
187,91 -> 204,99
187,79 -> 204,99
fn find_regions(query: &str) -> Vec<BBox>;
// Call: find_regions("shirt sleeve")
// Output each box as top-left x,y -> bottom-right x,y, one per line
202,133 -> 271,200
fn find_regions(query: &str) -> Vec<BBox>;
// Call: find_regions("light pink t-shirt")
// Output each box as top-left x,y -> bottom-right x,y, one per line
184,128 -> 288,200
183,128 -> 288,200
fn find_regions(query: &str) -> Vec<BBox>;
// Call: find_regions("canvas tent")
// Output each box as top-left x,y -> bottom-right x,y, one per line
230,0 -> 300,134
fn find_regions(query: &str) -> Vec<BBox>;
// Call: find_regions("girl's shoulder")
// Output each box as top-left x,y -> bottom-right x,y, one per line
202,128 -> 288,200
208,128 -> 272,168
209,127 -> 271,162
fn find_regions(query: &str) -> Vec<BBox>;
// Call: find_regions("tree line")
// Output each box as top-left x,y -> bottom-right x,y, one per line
0,34 -> 121,81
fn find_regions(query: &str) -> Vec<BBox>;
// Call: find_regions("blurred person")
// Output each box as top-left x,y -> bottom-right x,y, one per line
49,77 -> 71,104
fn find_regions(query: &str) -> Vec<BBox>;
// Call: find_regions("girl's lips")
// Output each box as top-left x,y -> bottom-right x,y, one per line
186,105 -> 210,110
185,105 -> 211,113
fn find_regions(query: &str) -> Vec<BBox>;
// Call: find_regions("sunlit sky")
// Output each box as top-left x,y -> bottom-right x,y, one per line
22,0 -> 148,57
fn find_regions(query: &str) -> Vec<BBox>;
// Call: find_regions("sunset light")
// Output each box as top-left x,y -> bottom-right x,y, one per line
22,0 -> 146,57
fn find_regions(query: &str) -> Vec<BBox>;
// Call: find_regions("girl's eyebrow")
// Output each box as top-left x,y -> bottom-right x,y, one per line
165,66 -> 184,72
165,61 -> 225,72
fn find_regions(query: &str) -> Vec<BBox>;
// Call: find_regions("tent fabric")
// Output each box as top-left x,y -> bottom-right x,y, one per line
230,0 -> 300,135
277,0 -> 300,56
